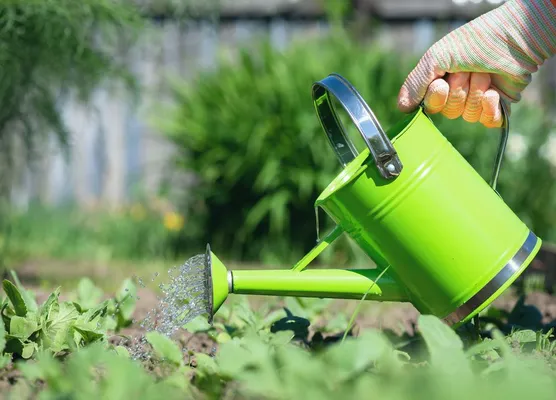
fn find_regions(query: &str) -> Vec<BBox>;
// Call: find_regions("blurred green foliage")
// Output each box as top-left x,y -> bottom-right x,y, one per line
0,0 -> 143,196
158,31 -> 418,265
158,29 -> 556,266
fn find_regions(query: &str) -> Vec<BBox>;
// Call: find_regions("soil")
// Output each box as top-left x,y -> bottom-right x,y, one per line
22,283 -> 556,356
3,255 -> 556,394
3,274 -> 556,394
16,275 -> 556,346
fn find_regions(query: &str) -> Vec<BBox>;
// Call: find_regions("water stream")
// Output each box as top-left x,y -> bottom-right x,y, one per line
127,253 -> 211,360
125,205 -> 330,359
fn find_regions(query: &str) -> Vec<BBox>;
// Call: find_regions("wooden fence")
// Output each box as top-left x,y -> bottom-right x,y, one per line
8,7 -> 550,210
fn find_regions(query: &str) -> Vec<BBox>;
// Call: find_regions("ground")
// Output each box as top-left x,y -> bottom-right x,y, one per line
11,257 -> 556,356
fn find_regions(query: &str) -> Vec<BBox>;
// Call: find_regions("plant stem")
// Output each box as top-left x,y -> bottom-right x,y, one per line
341,265 -> 391,343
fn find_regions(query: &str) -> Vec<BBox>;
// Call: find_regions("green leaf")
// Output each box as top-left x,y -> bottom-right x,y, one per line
114,345 -> 130,358
269,331 -> 294,346
466,338 -> 502,360
40,302 -> 79,353
163,369 -> 192,391
73,326 -> 105,345
194,353 -> 218,376
72,302 -> 83,313
74,301 -> 109,337
215,331 -> 231,344
0,316 -> 5,353
9,271 -> 37,312
217,338 -> 260,377
39,288 -> 62,336
0,354 -> 10,369
21,342 -> 36,359
507,329 -> 537,344
81,299 -> 110,323
417,314 -> 471,377
116,278 -> 136,321
40,287 -> 61,319
145,332 -> 183,366
418,315 -> 464,352
3,280 -> 27,317
183,315 -> 211,333
9,315 -> 38,340
322,330 -> 395,380
76,278 -> 103,310
18,350 -> 59,382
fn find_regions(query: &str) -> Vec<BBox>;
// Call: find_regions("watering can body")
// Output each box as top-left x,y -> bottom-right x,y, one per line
205,73 -> 542,327
314,102 -> 540,324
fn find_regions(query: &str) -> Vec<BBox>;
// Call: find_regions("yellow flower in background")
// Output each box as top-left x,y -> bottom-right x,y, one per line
130,204 -> 146,221
163,211 -> 184,232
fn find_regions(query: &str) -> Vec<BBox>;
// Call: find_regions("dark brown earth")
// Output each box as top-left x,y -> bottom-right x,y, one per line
2,284 -> 556,395
12,265 -> 556,346
3,253 -> 556,394
24,283 -> 556,351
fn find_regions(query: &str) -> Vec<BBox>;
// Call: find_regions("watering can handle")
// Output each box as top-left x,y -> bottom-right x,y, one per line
489,100 -> 510,191
312,73 -> 510,189
311,73 -> 403,180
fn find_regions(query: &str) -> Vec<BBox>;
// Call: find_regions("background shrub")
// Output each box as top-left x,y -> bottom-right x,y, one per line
158,30 -> 556,266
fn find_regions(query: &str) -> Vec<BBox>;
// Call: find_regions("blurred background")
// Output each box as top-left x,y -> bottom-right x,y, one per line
1,0 -> 556,290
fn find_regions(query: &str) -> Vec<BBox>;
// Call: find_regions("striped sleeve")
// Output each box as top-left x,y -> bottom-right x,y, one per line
490,0 -> 556,68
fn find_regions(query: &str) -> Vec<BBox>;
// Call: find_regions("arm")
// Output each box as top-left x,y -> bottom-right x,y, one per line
398,0 -> 556,127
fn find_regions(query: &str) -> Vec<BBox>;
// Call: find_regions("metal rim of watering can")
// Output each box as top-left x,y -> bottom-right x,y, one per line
205,244 -> 214,324
311,73 -> 403,180
442,230 -> 539,325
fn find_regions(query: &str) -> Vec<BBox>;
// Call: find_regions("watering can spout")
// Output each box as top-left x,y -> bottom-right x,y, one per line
205,245 -> 410,323
205,245 -> 230,323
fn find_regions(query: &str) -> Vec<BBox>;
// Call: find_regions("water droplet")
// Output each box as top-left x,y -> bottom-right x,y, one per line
123,253 -> 210,361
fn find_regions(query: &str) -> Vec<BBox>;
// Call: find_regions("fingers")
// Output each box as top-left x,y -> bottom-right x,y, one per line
423,79 -> 449,114
463,73 -> 491,123
398,51 -> 445,113
480,89 -> 503,128
442,72 -> 470,120
419,72 -> 505,128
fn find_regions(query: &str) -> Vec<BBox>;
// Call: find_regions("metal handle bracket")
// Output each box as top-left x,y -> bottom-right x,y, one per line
312,73 -> 403,180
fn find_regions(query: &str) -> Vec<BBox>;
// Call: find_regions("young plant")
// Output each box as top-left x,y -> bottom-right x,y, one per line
0,273 -> 138,360
72,276 -> 137,333
1,275 -> 120,360
15,343 -> 187,399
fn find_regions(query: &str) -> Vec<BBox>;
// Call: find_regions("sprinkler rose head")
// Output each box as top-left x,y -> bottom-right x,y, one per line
205,244 -> 230,324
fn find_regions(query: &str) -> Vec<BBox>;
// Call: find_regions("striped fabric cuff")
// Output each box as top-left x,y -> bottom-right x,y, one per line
511,0 -> 556,62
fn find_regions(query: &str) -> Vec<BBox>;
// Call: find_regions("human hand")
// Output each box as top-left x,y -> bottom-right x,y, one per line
397,0 -> 556,128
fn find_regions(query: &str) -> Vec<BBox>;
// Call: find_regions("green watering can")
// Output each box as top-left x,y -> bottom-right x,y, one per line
205,73 -> 542,327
